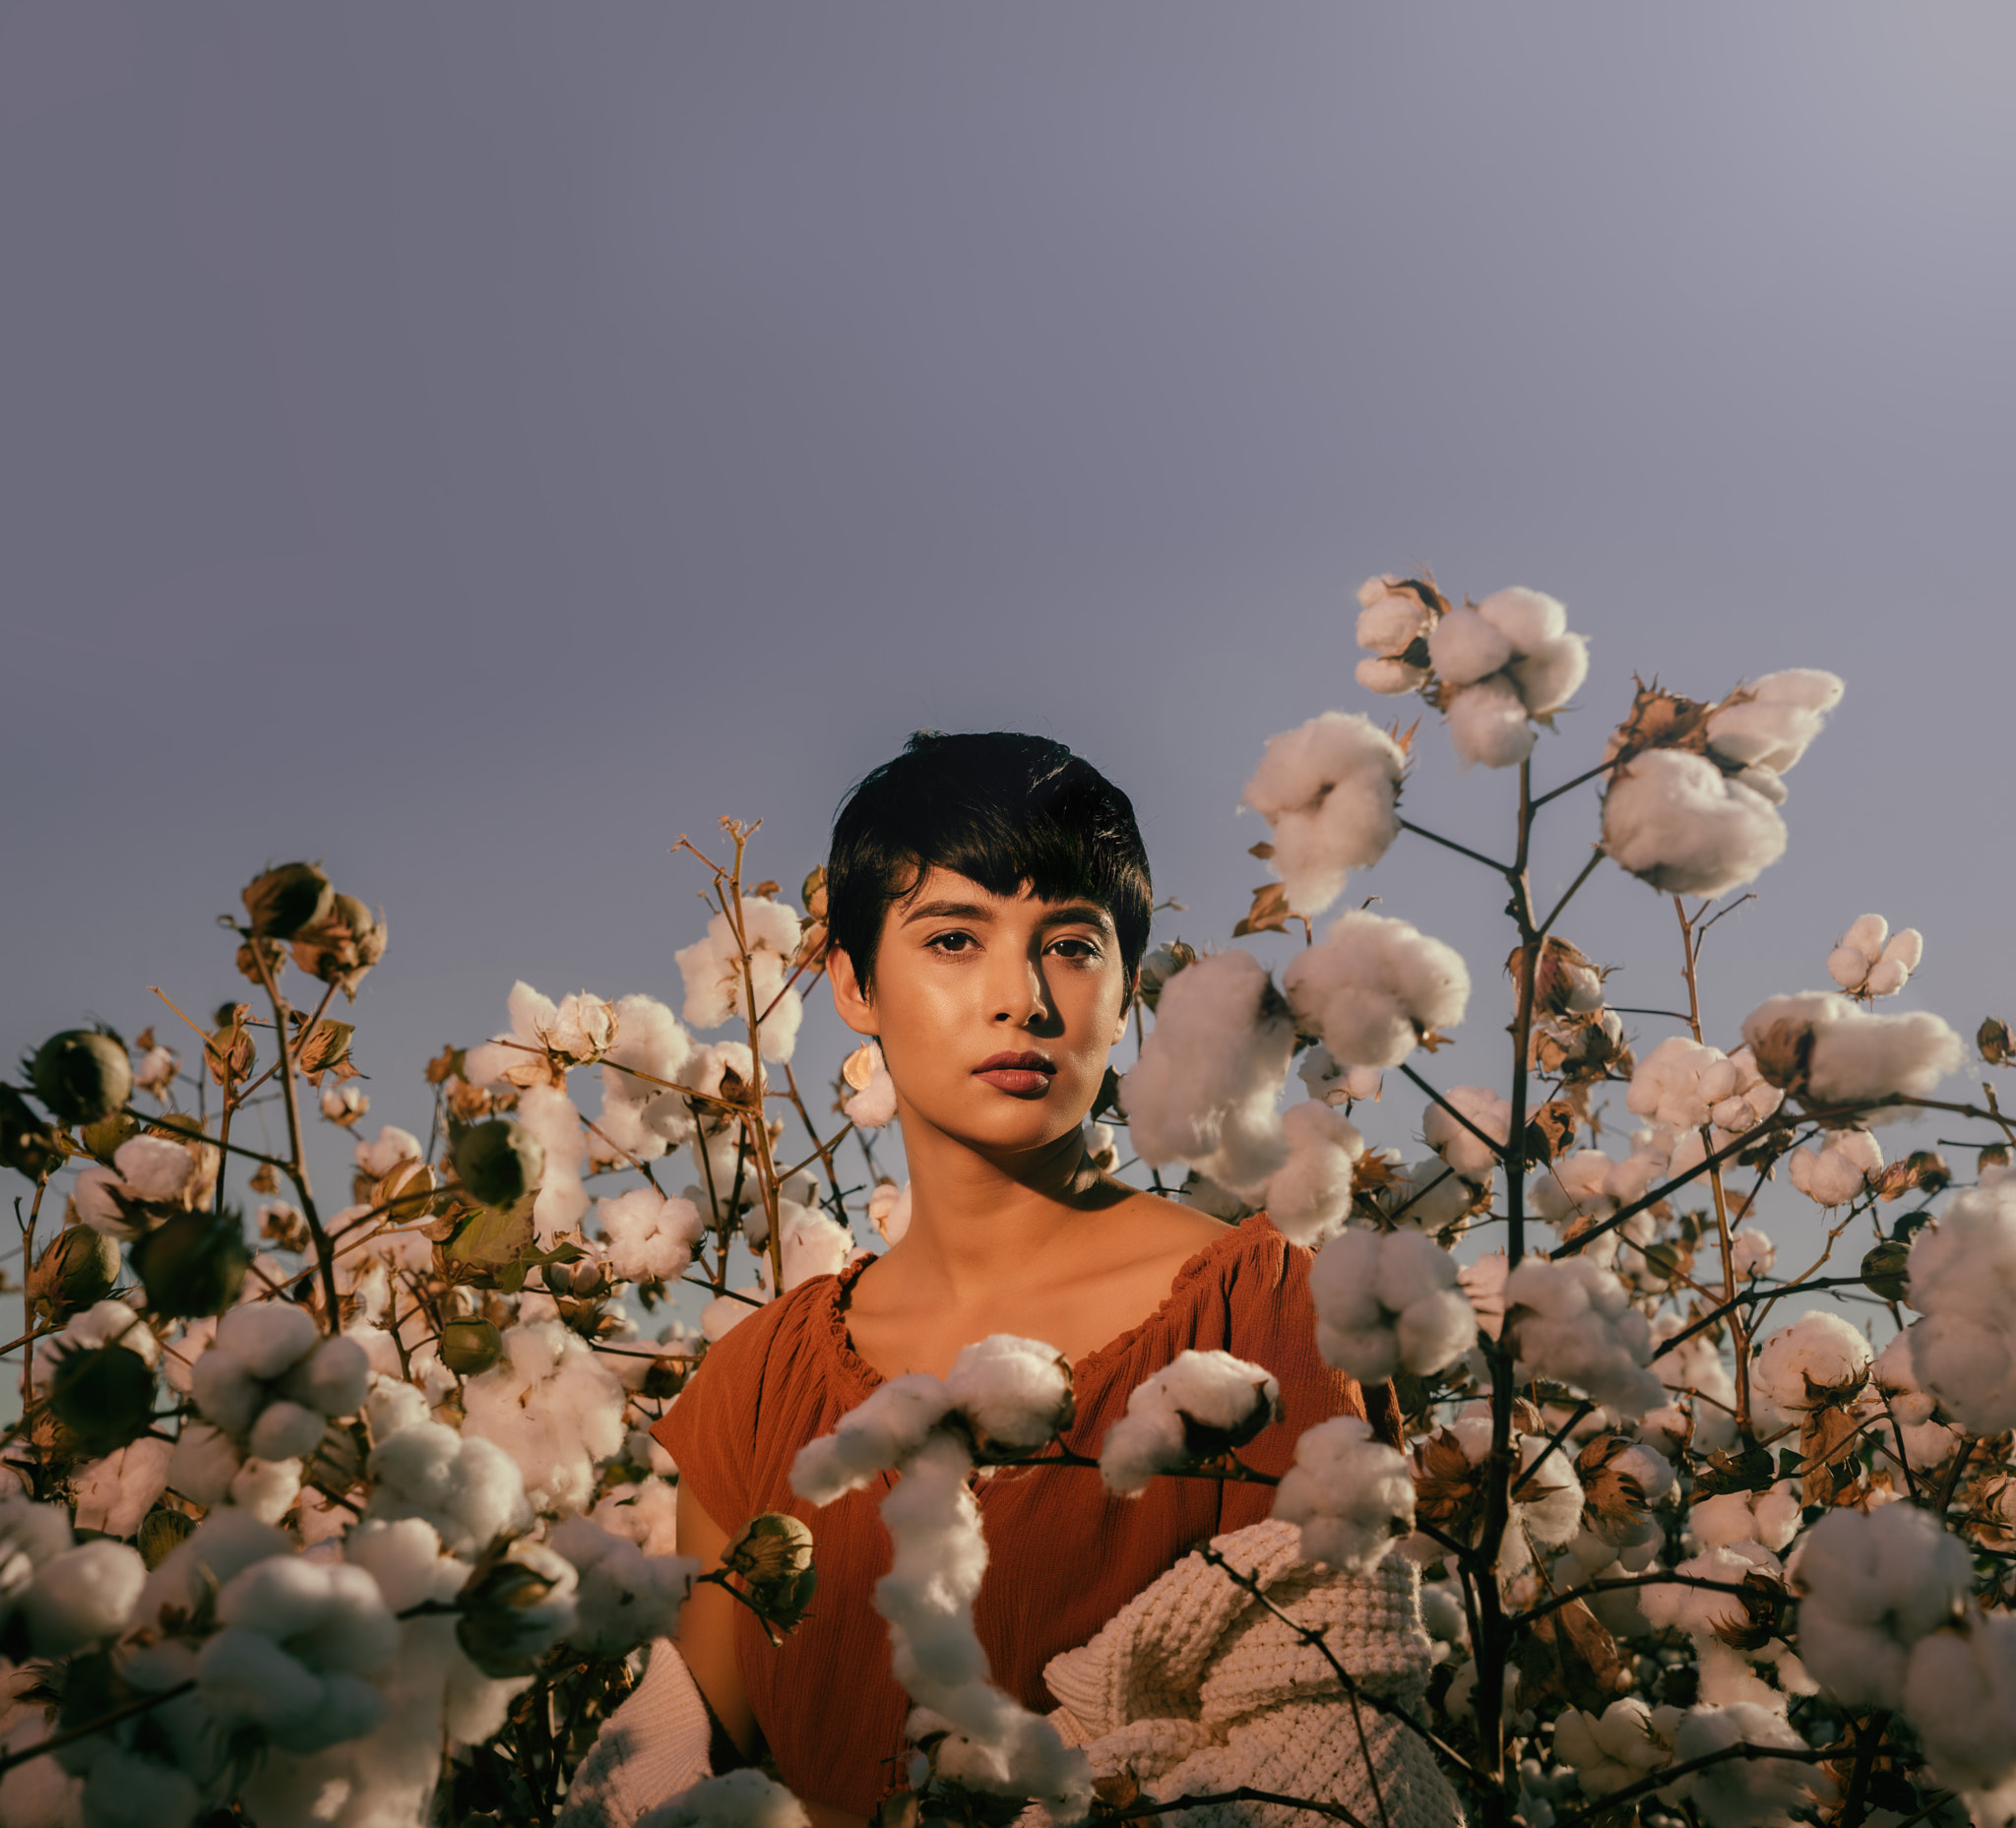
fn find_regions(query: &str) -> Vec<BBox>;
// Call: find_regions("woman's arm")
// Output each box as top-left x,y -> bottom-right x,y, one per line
676,1482 -> 866,1828
674,1480 -> 759,1760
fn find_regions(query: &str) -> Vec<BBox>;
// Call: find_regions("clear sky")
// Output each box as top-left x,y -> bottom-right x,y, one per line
5,7 -> 2014,1316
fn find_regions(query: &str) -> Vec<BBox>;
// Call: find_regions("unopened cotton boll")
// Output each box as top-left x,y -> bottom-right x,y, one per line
549,1515 -> 698,1655
1283,909 -> 1470,1070
1742,990 -> 1962,1111
1118,948 -> 1292,1197
1421,1085 -> 1510,1180
1271,1415 -> 1414,1571
1502,1256 -> 1664,1417
1787,1129 -> 1882,1206
1789,1502 -> 1972,1709
1260,1100 -> 1363,1246
1098,1350 -> 1282,1495
1240,711 -> 1405,915
596,1188 -> 706,1284
639,1769 -> 812,1828
1602,750 -> 1789,898
943,1336 -> 1074,1454
791,1374 -> 955,1503
1307,1228 -> 1477,1382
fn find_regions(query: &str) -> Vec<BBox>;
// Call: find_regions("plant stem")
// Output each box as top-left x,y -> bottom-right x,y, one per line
246,935 -> 341,1326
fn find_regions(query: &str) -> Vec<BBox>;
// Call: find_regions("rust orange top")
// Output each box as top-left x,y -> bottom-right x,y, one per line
654,1215 -> 1393,1817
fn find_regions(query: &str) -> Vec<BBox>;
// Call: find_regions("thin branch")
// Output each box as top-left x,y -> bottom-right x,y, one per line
1399,1064 -> 1507,1163
1396,819 -> 1513,875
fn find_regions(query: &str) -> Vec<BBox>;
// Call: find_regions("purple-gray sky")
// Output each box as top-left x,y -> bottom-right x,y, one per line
5,7 -> 2015,1308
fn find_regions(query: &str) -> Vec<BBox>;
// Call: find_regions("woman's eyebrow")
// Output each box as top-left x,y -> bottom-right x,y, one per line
901,898 -> 995,924
1036,905 -> 1115,931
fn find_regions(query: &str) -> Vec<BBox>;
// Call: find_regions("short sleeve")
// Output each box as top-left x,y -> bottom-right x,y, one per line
1214,1221 -> 1402,1529
652,1306 -> 775,1535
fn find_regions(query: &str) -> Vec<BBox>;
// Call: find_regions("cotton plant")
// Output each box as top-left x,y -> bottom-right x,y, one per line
10,579 -> 2016,1828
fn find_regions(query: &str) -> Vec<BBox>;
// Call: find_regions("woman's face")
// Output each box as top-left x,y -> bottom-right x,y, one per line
830,866 -> 1132,1159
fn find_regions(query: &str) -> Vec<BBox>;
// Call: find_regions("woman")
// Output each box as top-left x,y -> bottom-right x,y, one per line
591,732 -> 1394,1826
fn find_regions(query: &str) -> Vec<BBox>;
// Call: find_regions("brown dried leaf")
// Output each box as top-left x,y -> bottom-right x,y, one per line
294,1019 -> 354,1081
841,1042 -> 879,1095
1232,882 -> 1292,938
1514,1598 -> 1634,1715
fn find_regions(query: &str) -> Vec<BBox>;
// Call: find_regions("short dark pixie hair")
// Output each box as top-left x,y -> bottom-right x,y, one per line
827,731 -> 1153,991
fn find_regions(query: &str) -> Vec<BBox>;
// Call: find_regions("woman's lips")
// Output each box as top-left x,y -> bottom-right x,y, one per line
974,1051 -> 1056,1097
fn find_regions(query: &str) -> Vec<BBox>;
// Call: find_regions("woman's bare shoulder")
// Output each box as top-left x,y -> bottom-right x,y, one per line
1099,1187 -> 1235,1259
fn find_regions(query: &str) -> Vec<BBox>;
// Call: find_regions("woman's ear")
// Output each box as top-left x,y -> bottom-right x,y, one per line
1110,971 -> 1138,1045
827,946 -> 880,1037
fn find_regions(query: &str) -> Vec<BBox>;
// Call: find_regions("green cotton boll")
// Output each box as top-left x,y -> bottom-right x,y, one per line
455,1558 -> 565,1678
438,1317 -> 505,1376
0,1085 -> 64,1180
136,1506 -> 198,1568
130,1209 -> 252,1318
47,1343 -> 157,1457
32,1032 -> 133,1128
240,861 -> 334,940
453,1120 -> 545,1209
29,1225 -> 121,1322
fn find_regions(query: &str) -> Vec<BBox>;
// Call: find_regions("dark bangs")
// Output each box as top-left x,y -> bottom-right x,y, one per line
827,731 -> 1153,989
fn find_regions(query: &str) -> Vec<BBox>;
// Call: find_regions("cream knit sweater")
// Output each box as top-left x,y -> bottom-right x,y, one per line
561,1522 -> 1465,1828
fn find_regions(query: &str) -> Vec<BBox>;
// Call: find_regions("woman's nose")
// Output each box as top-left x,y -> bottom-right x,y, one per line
992,958 -> 1048,1024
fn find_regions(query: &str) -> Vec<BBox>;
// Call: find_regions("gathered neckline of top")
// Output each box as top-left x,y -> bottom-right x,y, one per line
816,1214 -> 1282,1399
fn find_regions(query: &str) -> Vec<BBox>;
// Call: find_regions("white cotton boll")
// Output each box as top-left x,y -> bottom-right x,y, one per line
219,1554 -> 401,1675
71,1165 -> 137,1238
79,1747 -> 200,1828
1671,1702 -> 1817,1828
1843,914 -> 1889,960
1864,959 -> 1910,997
1787,1130 -> 1882,1206
366,1376 -> 431,1442
353,1125 -> 423,1179
1476,585 -> 1568,653
167,1420 -> 242,1506
1751,1311 -> 1872,1413
515,1082 -> 590,1245
1602,749 -> 1788,898
867,1180 -> 912,1246
1098,1351 -> 1282,1496
1509,633 -> 1590,717
843,1041 -> 899,1128
1881,928 -> 1923,972
1502,1256 -> 1664,1416
791,1374 -> 954,1503
1271,1415 -> 1414,1572
770,1201 -> 851,1292
591,1096 -> 665,1167
1283,909 -> 1471,1070
1240,712 -> 1406,915
22,1541 -> 147,1657
639,1769 -> 812,1828
71,1438 -> 173,1539
1554,1697 -> 1678,1798
595,1478 -> 682,1557
1356,655 -> 1427,695
1897,1179 -> 2016,1432
1826,945 -> 1868,989
278,1333 -> 372,1419
549,1515 -> 698,1655
1427,603 -> 1515,684
1902,1610 -> 2016,1797
248,1400 -> 326,1464
137,1507 -> 290,1629
367,1421 -> 534,1554
1790,1502 -> 1972,1710
1445,675 -> 1538,769
1261,1101 -> 1363,1246
0,1742 -> 83,1828
1730,1230 -> 1776,1281
45,1300 -> 160,1376
190,1348 -> 262,1437
701,1292 -> 763,1342
1118,948 -> 1292,1197
1355,581 -> 1432,653
1742,990 -> 1962,1110
1704,668 -> 1845,775
216,1301 -> 319,1380
461,1319 -> 627,1515
111,1135 -> 197,1205
228,1455 -> 301,1524
1422,1085 -> 1511,1180
944,1336 -> 1074,1453
1308,1229 -> 1477,1381
597,1188 -> 706,1284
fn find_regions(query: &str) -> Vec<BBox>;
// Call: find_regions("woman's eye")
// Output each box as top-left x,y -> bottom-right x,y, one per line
926,931 -> 976,954
1048,937 -> 1101,962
